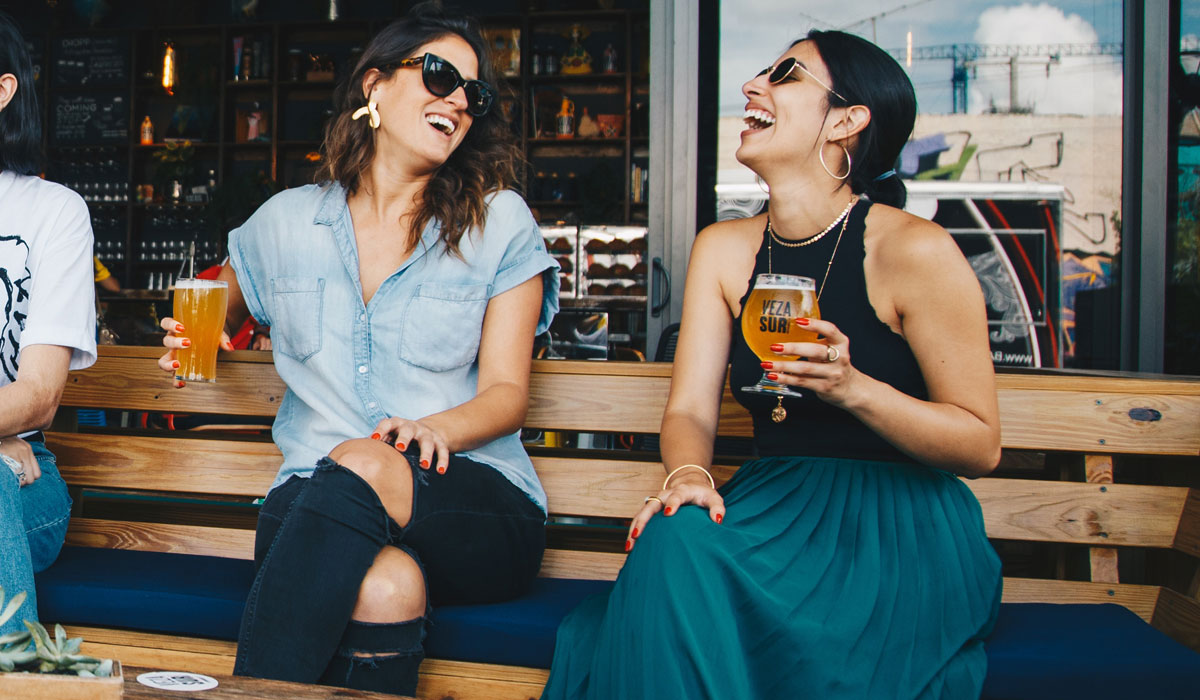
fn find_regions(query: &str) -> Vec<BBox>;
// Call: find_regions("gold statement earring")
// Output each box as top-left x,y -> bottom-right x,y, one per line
818,141 -> 851,180
352,97 -> 381,129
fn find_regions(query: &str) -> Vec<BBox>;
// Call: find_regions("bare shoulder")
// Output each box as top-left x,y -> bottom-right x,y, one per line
864,203 -> 963,269
693,215 -> 763,256
691,215 -> 763,306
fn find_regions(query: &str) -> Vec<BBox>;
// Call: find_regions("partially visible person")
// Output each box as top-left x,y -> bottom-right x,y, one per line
543,30 -> 1001,699
93,255 -> 120,293
0,10 -> 97,634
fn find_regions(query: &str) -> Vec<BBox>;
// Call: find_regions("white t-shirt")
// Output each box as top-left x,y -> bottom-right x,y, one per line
0,171 -> 97,382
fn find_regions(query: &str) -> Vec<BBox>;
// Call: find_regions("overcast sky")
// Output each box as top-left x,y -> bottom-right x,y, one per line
719,1 -> 1126,116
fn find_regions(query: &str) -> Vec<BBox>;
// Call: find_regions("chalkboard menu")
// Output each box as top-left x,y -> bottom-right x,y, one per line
53,35 -> 130,87
52,93 -> 129,145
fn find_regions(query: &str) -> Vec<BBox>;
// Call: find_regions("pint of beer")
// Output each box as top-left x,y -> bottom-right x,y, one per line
173,279 -> 229,383
741,274 -> 819,396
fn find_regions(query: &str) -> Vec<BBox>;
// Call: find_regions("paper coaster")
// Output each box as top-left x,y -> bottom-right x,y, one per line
136,671 -> 219,692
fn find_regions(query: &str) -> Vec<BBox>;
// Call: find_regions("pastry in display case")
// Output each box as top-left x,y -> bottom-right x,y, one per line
579,225 -> 648,300
540,224 -> 579,299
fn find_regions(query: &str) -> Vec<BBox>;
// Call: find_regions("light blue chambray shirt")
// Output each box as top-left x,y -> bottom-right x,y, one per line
228,183 -> 559,512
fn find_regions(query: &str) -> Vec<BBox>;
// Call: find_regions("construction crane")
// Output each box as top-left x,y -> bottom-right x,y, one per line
891,43 -> 1124,113
839,0 -> 934,44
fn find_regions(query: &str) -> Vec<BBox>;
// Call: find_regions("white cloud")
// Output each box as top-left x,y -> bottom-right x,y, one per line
968,3 -> 1122,115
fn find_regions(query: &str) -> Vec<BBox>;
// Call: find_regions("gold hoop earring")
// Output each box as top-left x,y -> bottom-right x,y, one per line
351,100 -> 381,129
819,141 -> 851,180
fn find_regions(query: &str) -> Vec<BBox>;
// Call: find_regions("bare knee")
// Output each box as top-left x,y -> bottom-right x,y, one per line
328,438 -> 413,525
352,547 -> 426,623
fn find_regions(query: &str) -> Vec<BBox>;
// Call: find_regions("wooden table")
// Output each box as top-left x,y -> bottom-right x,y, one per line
121,667 -> 412,699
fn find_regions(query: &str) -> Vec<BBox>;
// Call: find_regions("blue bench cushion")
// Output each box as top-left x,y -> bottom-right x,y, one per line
982,602 -> 1200,700
36,547 -> 253,640
36,548 -> 1200,697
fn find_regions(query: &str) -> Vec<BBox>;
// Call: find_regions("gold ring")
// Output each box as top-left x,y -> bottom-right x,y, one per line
826,345 -> 841,363
644,496 -> 663,505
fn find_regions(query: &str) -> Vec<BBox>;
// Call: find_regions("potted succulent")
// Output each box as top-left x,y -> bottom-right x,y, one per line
0,588 -> 122,699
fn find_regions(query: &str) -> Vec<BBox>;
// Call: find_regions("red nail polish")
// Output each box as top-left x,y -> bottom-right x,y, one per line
171,360 -> 180,369
770,343 -> 784,352
716,513 -> 724,524
175,323 -> 184,332
796,318 -> 810,326
767,373 -> 779,381
664,506 -> 674,515
760,361 -> 773,370
437,465 -> 446,474
624,539 -> 633,552
370,433 -> 381,440
395,442 -> 406,451
175,381 -> 185,388
632,527 -> 640,539
181,339 -> 191,348
420,459 -> 430,469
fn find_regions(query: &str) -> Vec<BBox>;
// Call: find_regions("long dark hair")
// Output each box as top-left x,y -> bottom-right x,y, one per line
803,30 -> 915,208
0,10 -> 43,176
320,1 -> 521,257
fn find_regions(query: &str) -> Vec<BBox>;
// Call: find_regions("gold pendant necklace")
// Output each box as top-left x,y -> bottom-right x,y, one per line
765,196 -> 857,423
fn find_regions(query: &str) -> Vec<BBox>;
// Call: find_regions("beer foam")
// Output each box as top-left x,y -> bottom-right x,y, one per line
174,278 -> 228,289
754,280 -> 815,290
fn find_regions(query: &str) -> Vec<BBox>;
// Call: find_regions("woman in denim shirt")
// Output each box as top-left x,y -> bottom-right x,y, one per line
158,4 -> 558,695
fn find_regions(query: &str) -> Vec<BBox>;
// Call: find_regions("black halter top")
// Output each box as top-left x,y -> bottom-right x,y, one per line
730,200 -> 929,463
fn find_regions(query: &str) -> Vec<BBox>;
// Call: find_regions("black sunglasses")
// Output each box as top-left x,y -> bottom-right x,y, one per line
397,52 -> 495,117
757,57 -> 848,104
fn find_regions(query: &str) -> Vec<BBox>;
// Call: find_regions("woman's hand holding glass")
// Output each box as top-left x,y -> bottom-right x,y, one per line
157,316 -> 236,388
625,469 -> 725,553
761,316 -> 857,407
369,417 -> 450,476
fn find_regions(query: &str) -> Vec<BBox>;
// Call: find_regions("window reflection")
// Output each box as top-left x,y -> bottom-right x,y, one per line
1171,2 -> 1200,374
717,1 -> 1124,369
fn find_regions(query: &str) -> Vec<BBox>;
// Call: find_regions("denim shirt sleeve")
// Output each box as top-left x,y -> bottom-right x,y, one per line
487,191 -> 560,336
227,188 -> 323,329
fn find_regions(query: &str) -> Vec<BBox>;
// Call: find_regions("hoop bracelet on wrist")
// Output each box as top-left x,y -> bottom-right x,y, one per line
663,464 -> 715,491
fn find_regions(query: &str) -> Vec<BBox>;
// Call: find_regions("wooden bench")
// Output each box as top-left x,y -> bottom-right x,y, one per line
39,346 -> 1200,699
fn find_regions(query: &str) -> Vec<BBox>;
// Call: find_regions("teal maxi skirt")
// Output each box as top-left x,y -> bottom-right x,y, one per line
541,456 -> 1002,700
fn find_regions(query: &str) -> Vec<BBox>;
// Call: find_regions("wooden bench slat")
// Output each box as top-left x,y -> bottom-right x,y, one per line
1174,490 -> 1200,560
47,433 -> 280,497
1000,577 -> 1161,621
60,352 -> 1200,457
970,480 -> 1193,549
1154,587 -> 1200,651
997,389 -> 1200,456
66,518 -> 255,559
58,439 -> 1198,553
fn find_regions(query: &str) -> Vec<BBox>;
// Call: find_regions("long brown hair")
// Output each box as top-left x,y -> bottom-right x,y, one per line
319,1 -> 522,256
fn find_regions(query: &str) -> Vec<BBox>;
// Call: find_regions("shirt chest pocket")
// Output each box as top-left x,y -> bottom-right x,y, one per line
271,277 -> 325,363
399,282 -> 491,372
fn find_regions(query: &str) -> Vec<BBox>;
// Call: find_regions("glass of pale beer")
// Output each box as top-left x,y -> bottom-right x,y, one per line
741,273 -> 820,397
173,279 -> 229,383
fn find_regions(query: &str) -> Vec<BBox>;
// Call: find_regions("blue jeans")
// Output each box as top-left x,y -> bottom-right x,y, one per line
0,441 -> 71,635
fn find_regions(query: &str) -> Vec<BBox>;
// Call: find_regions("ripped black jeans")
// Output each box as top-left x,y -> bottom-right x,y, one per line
234,451 -> 546,692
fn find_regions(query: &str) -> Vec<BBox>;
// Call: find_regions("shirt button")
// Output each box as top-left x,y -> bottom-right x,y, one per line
359,313 -> 366,322
368,402 -> 377,409
358,365 -> 368,374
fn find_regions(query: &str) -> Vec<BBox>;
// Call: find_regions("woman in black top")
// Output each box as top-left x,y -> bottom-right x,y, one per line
543,30 -> 1002,700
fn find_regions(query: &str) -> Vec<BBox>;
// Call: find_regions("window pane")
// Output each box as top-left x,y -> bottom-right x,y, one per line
716,1 -> 1124,369
1171,3 -> 1200,374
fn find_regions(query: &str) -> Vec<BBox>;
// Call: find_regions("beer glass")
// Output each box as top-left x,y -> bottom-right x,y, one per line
173,279 -> 229,383
741,274 -> 820,397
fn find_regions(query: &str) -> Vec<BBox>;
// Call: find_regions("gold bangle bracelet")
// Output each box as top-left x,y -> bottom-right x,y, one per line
663,464 -> 715,491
